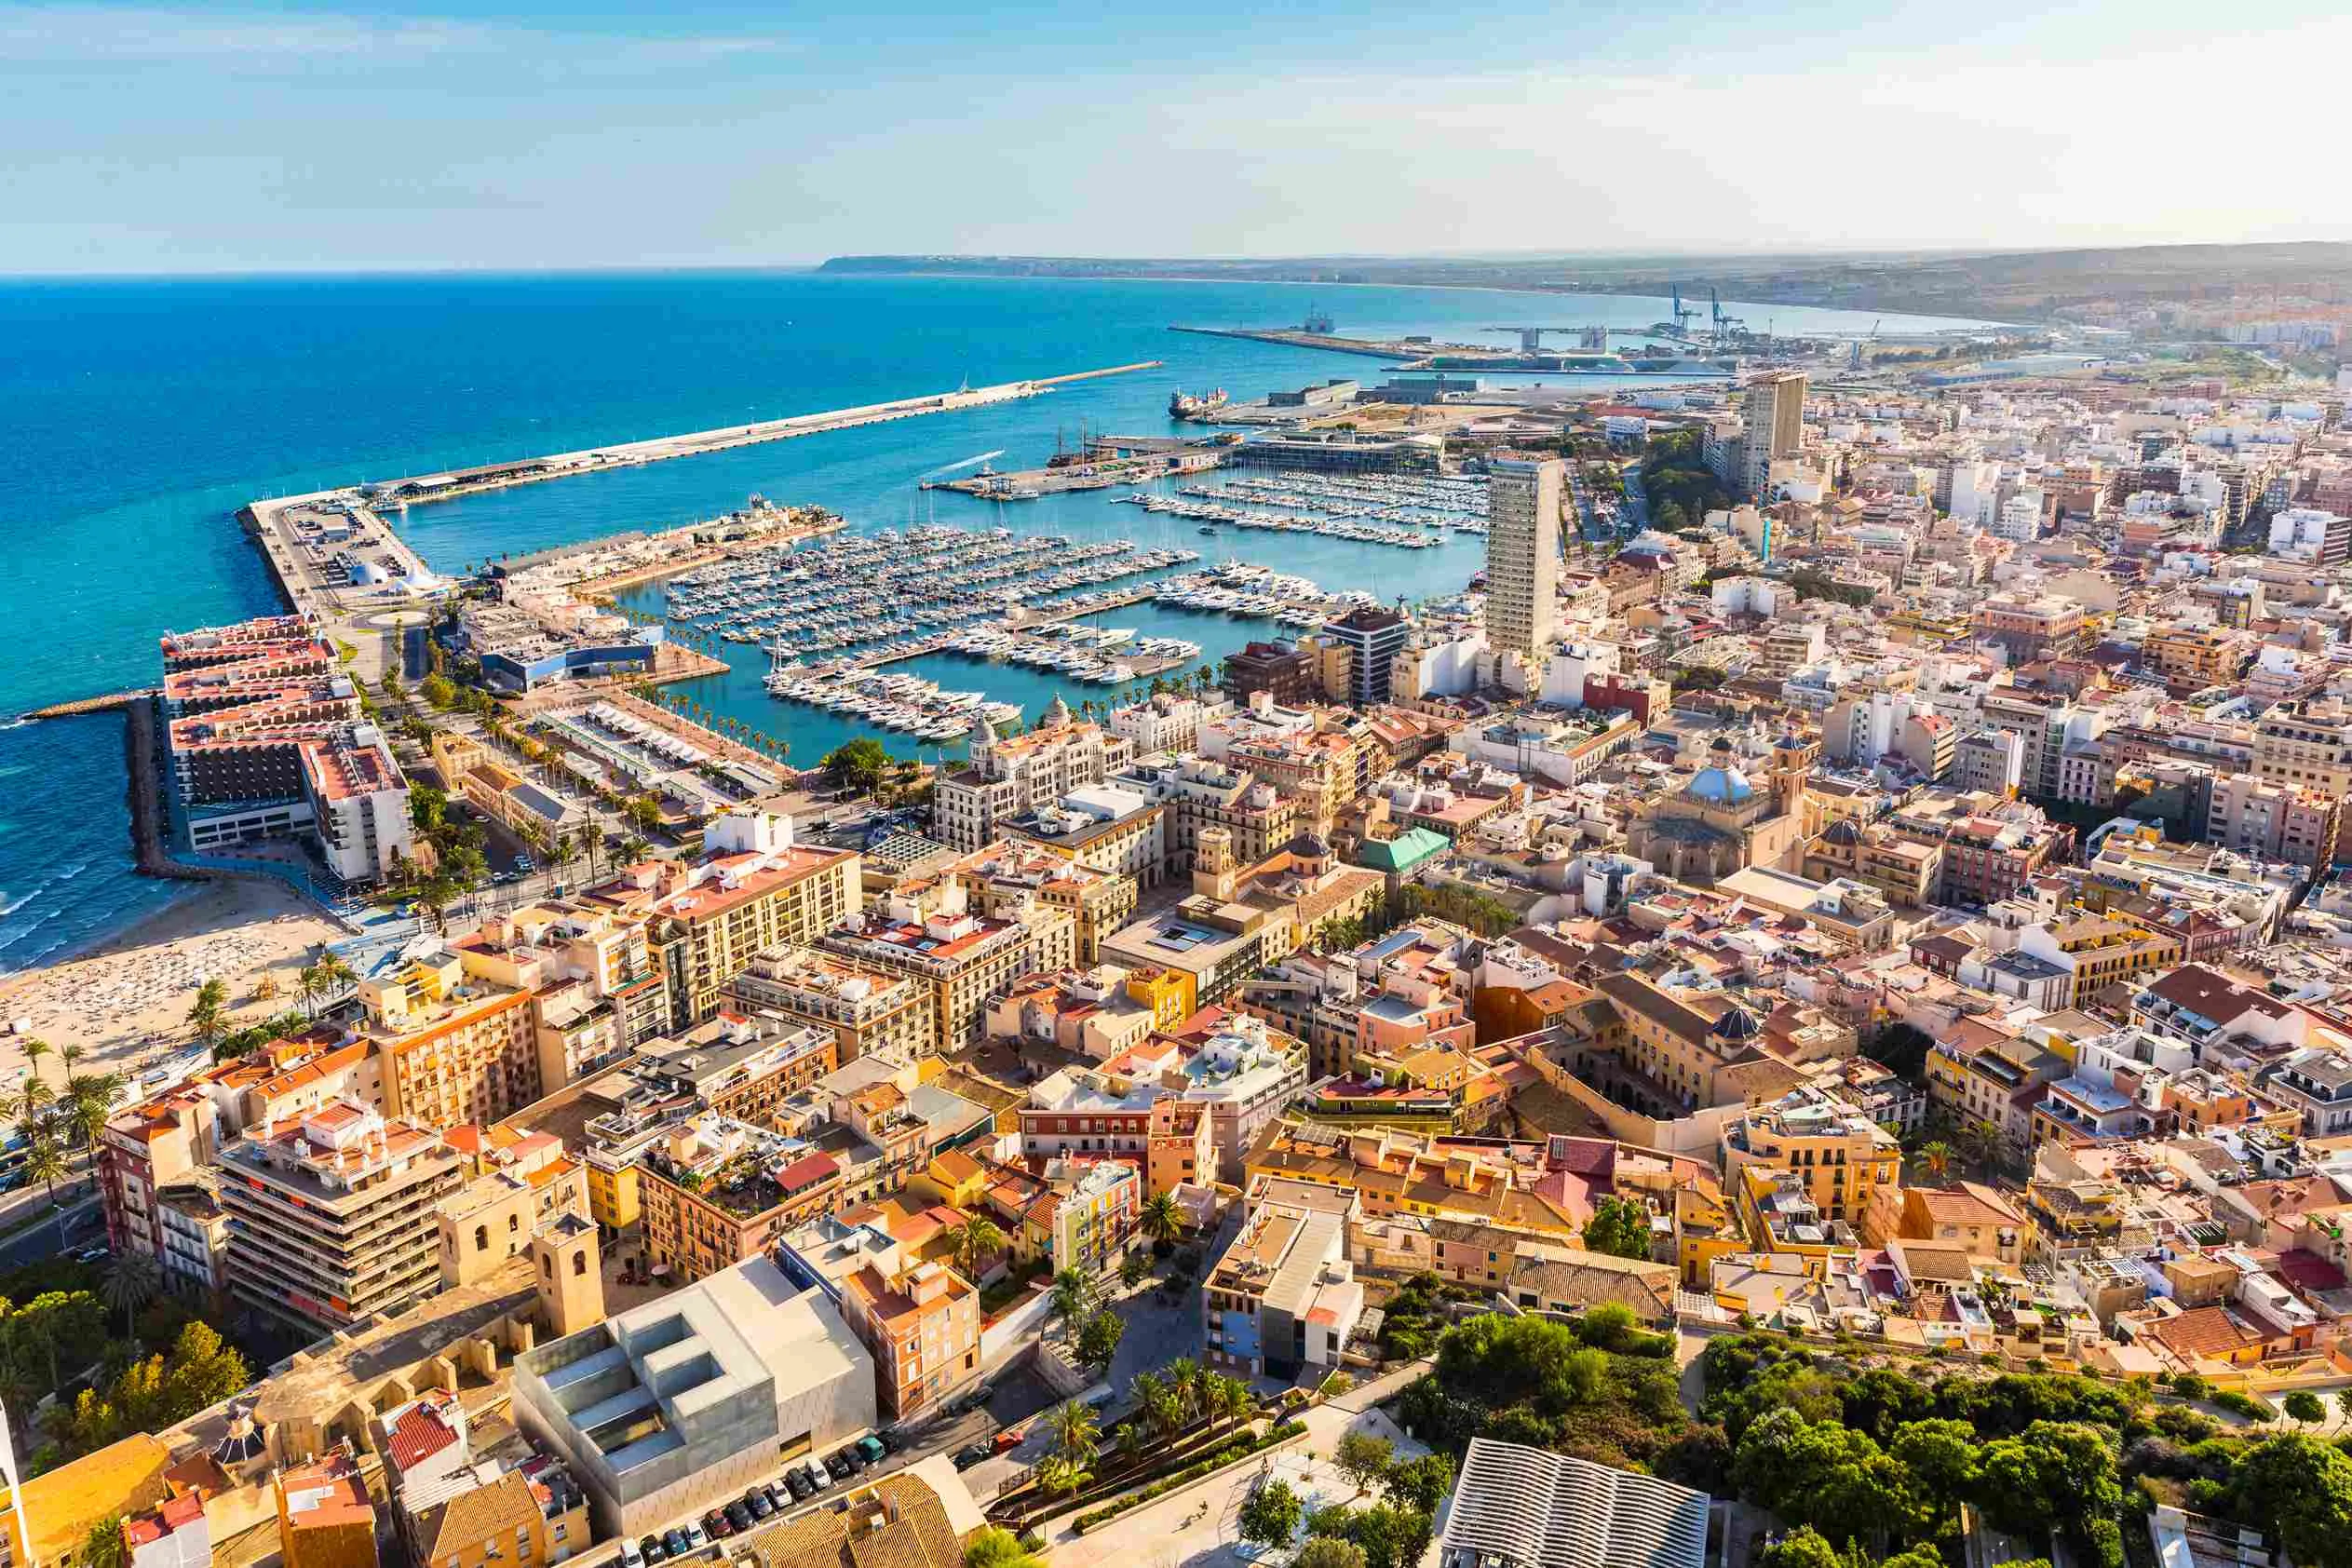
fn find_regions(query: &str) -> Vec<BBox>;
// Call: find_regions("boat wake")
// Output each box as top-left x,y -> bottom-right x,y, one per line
920,450 -> 1006,479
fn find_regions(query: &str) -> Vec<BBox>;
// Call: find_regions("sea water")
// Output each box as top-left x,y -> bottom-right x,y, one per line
0,270 -> 1986,970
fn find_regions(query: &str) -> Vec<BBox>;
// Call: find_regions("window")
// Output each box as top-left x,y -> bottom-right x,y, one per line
574,1250 -> 588,1277
475,1224 -> 489,1251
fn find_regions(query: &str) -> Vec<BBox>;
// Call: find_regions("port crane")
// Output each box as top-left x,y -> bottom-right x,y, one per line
1709,287 -> 1744,340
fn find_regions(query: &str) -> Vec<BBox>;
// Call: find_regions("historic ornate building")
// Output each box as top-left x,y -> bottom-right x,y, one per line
1625,736 -> 1808,884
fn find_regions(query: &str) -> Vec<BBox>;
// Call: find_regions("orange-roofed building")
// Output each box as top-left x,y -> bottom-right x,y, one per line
840,1260 -> 980,1420
0,1434 -> 170,1568
276,1448 -> 376,1568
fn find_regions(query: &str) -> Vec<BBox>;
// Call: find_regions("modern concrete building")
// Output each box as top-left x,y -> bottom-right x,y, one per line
1484,456 -> 1562,658
1201,1180 -> 1362,1381
1320,604 -> 1411,707
512,1255 -> 875,1540
1434,1438 -> 1709,1568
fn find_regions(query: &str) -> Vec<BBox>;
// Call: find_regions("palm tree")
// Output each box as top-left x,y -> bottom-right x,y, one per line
22,1138 -> 66,1237
313,952 -> 356,1003
950,1216 -> 1007,1280
1919,1141 -> 1954,1181
1050,1268 -> 1093,1325
1165,1356 -> 1202,1426
185,980 -> 228,1050
18,1037 -> 50,1090
295,963 -> 323,1019
1207,1374 -> 1254,1436
101,1253 -> 160,1338
1129,1371 -> 1179,1440
62,1075 -> 120,1159
59,1044 -> 83,1080
1034,1452 -> 1090,1498
1139,1192 -> 1183,1250
1046,1399 -> 1100,1465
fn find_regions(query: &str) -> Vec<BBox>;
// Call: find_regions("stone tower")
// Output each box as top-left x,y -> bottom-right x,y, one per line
532,1212 -> 603,1340
1193,825 -> 1237,901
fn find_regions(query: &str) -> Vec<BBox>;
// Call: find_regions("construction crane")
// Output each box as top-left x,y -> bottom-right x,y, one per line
1669,283 -> 1698,333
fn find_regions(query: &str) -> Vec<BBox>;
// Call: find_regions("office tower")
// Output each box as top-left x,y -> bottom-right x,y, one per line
1486,456 -> 1562,657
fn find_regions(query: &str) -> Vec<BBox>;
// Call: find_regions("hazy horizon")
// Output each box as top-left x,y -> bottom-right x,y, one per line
7,0 -> 2348,274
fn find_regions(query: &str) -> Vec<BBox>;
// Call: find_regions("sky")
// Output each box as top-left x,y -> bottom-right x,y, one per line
5,0 -> 2350,274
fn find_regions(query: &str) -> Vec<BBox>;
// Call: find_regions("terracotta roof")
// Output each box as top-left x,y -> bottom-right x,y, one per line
387,1397 -> 461,1472
413,1472 -> 540,1562
2147,1304 -> 2263,1361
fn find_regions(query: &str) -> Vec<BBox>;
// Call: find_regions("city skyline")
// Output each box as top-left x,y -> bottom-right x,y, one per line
5,0 -> 2350,274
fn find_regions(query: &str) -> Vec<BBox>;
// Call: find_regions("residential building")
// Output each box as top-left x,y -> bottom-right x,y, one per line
1720,1085 -> 1901,1226
818,887 -> 1057,1056
403,1471 -> 547,1568
512,1255 -> 875,1539
839,1260 -> 980,1421
637,1115 -> 845,1285
219,1101 -> 463,1331
1038,1156 -> 1142,1277
934,717 -> 1133,852
592,817 -> 858,1031
1202,1183 -> 1363,1380
2253,698 -> 2352,797
1743,371 -> 1807,499
353,948 -> 543,1129
1485,455 -> 1562,658
722,944 -> 934,1065
1321,604 -> 1412,707
0,1436 -> 172,1568
276,1449 -> 377,1568
1222,640 -> 1321,708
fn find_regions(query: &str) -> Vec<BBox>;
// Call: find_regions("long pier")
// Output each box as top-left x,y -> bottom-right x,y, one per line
1169,325 -> 1430,360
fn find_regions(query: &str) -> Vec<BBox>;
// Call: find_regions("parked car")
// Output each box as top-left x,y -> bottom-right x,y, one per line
823,1451 -> 853,1481
992,1429 -> 1022,1453
723,1502 -> 753,1533
953,1441 -> 992,1470
637,1536 -> 664,1566
784,1468 -> 813,1501
804,1459 -> 833,1493
839,1445 -> 868,1474
663,1528 -> 690,1558
855,1436 -> 885,1467
683,1524 -> 707,1551
702,1508 -> 732,1539
877,1429 -> 902,1454
619,1539 -> 644,1568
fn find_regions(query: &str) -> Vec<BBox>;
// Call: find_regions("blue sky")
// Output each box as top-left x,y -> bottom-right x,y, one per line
4,0 -> 2346,273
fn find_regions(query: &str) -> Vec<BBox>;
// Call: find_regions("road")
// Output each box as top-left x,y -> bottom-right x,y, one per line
0,1192 -> 102,1270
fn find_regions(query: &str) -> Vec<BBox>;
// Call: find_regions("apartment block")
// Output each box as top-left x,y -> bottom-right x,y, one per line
723,944 -> 935,1065
355,949 -> 543,1129
1202,1181 -> 1362,1381
818,890 -> 1056,1057
219,1101 -> 464,1331
638,1116 -> 845,1285
934,719 -> 1133,851
839,1260 -> 980,1421
1484,456 -> 1562,657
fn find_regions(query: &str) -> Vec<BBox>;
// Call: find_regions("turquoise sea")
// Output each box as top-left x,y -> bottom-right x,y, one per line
0,270 -> 1985,972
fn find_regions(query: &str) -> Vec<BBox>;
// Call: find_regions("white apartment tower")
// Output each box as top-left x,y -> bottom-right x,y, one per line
1485,455 -> 1562,659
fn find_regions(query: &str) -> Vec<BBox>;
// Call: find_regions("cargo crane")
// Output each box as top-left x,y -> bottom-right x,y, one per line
1710,287 -> 1744,342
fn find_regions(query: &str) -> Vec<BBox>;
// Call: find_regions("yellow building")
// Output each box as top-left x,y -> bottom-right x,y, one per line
410,1472 -> 548,1568
1719,1088 -> 1901,1228
356,952 -> 542,1129
0,1435 -> 169,1568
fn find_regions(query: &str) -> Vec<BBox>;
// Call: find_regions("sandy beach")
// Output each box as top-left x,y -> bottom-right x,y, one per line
0,878 -> 350,1083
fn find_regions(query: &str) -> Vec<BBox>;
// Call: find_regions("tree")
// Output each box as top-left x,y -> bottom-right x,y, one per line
101,1255 -> 160,1340
2233,1434 -> 2352,1568
1165,1356 -> 1202,1425
184,980 -> 229,1049
1050,1268 -> 1093,1325
1033,1452 -> 1090,1498
1754,1529 -> 1848,1568
420,673 -> 458,709
80,1517 -> 127,1568
821,737 -> 891,796
1239,1479 -> 1303,1548
1075,1307 -> 1124,1372
1976,1420 -> 2120,1554
1580,1195 -> 1654,1259
1140,1191 -> 1183,1248
1917,1142 -> 1954,1181
949,1217 -> 1007,1280
21,1140 -> 66,1230
1732,1408 -> 1916,1550
2288,1390 -> 2328,1428
1046,1399 -> 1100,1464
1129,1372 -> 1179,1440
964,1526 -> 1043,1568
1118,1250 -> 1150,1288
1887,1418 -> 1978,1525
1335,1431 -> 1395,1496
1296,1541 -> 1369,1568
1384,1453 -> 1455,1515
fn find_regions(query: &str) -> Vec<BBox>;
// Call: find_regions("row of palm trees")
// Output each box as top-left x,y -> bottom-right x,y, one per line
1031,1355 -> 1256,1499
5,1036 -> 131,1225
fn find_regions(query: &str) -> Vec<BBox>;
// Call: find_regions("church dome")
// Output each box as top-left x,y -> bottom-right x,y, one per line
1042,692 -> 1073,726
1287,831 -> 1331,859
1822,817 -> 1862,846
1710,736 -> 1735,754
1710,1004 -> 1764,1043
1687,765 -> 1754,804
